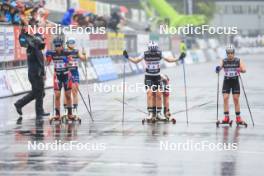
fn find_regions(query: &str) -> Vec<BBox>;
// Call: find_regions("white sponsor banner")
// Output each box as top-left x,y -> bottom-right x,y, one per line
88,62 -> 98,80
69,0 -> 80,9
137,34 -> 149,53
0,26 -> 14,62
114,62 -> 123,75
0,70 -> 12,97
81,62 -> 96,81
78,63 -> 86,81
45,66 -> 53,88
129,62 -> 138,72
45,0 -> 67,12
6,70 -> 24,94
5,26 -> 15,61
15,68 -> 31,91
137,61 -> 144,71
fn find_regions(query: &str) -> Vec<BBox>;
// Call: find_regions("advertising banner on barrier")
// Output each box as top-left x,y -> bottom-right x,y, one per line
0,70 -> 12,97
45,66 -> 53,88
79,0 -> 96,13
96,2 -> 110,17
0,26 -> 5,62
90,34 -> 108,57
108,32 -> 124,56
91,57 -> 118,81
45,0 -> 67,12
137,34 -> 149,53
6,70 -> 24,94
65,32 -> 90,56
129,62 -> 139,73
0,25 -> 15,62
15,68 -> 31,91
124,34 -> 137,54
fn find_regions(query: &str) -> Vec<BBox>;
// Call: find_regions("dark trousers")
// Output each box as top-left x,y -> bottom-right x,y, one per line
16,72 -> 45,117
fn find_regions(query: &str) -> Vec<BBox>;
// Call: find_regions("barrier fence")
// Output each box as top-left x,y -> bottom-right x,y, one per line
1,24 -> 264,98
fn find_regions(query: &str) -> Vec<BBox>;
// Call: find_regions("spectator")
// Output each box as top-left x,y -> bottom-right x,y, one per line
61,8 -> 75,26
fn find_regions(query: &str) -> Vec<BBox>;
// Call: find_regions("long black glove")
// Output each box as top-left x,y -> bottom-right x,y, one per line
123,50 -> 129,59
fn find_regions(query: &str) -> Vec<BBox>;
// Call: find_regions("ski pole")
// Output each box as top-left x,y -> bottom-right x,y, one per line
216,72 -> 220,122
239,75 -> 254,127
82,47 -> 93,118
77,87 -> 94,121
122,57 -> 126,123
182,59 -> 189,125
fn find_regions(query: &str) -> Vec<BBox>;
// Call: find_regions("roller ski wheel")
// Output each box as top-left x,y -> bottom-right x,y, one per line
49,116 -> 62,125
236,121 -> 247,128
142,118 -> 156,124
216,120 -> 233,128
171,118 -> 176,124
146,118 -> 156,124
65,115 -> 81,124
164,111 -> 176,124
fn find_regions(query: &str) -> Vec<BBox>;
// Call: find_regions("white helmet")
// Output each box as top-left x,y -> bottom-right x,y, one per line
66,37 -> 76,46
148,41 -> 158,51
226,44 -> 235,54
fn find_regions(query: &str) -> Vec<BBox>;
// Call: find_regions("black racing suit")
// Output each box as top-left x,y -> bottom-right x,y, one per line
15,44 -> 46,118
222,57 -> 240,94
144,50 -> 162,91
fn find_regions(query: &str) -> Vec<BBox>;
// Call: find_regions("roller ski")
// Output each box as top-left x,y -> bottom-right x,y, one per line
164,110 -> 176,124
235,116 -> 247,127
216,116 -> 233,127
64,114 -> 81,124
49,115 -> 62,125
142,113 -> 157,124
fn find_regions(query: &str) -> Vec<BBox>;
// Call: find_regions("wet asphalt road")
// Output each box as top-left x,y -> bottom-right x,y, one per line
0,54 -> 264,176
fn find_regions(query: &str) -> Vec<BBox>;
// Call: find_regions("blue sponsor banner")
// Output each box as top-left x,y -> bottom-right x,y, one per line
91,57 -> 118,81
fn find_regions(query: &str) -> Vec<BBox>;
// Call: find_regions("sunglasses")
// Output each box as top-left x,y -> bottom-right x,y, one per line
226,52 -> 234,55
55,45 -> 62,48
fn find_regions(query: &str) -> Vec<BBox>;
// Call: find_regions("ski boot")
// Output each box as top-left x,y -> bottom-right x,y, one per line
16,116 -> 23,125
216,116 -> 233,127
164,109 -> 176,124
142,112 -> 156,124
236,116 -> 247,127
65,114 -> 81,124
49,115 -> 62,125
156,112 -> 168,122
61,105 -> 68,121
